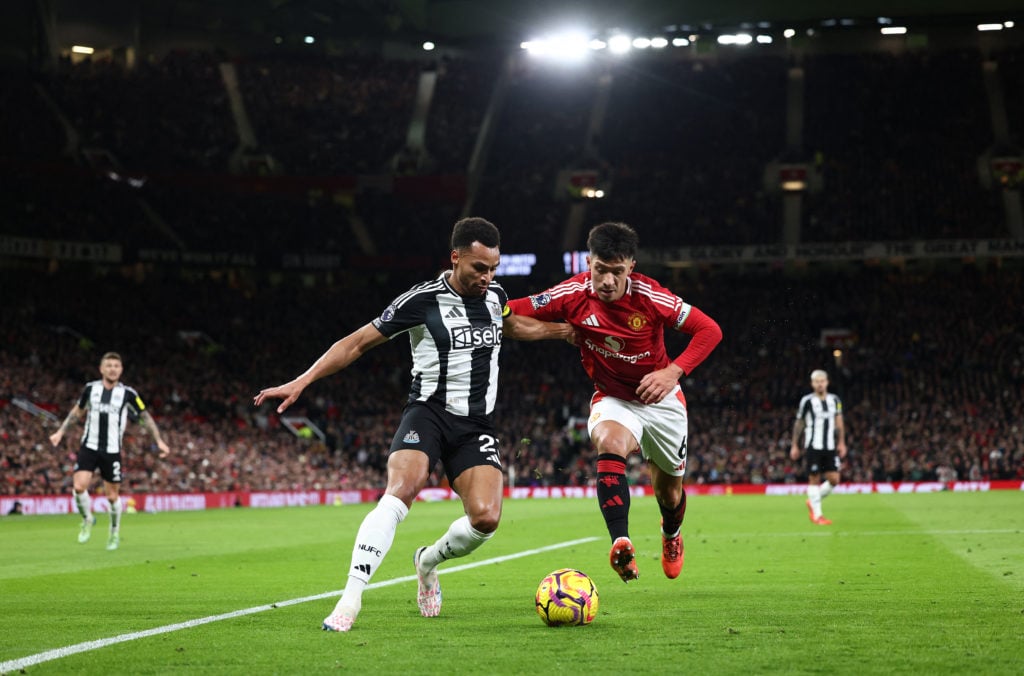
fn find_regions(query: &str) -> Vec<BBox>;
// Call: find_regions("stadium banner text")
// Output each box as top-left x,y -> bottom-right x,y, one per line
641,238 -> 1024,266
3,481 -> 1021,515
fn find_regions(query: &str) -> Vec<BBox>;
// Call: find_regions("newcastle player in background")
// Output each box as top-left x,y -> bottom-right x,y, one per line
50,351 -> 170,551
791,369 -> 847,525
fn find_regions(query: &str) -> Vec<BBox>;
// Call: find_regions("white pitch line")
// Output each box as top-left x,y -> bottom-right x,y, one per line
0,536 -> 599,673
707,528 -> 1021,539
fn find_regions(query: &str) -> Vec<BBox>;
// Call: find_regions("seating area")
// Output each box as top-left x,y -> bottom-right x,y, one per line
2,263 -> 1020,497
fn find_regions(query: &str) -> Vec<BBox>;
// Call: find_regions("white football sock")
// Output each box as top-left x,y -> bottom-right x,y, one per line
75,490 -> 92,521
339,494 -> 408,607
109,497 -> 122,534
819,480 -> 834,500
807,484 -> 823,518
418,515 -> 493,571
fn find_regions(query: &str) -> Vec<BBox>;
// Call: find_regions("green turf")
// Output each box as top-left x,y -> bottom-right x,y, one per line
1,491 -> 1022,675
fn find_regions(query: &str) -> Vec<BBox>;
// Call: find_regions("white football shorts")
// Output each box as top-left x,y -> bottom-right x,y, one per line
587,386 -> 689,477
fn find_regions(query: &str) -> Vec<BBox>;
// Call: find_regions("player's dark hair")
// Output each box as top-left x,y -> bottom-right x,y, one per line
451,217 -> 500,251
100,351 -> 122,364
587,222 -> 639,261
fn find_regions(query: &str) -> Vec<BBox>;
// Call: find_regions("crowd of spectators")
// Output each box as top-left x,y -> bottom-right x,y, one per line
3,45 -> 1023,498
49,51 -> 236,173
236,53 -> 421,176
2,262 -> 1021,499
588,53 -> 787,248
802,50 -> 1005,241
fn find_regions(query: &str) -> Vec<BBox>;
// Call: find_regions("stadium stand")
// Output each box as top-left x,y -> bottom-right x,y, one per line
3,42 -> 1023,497
1,263 -> 1021,496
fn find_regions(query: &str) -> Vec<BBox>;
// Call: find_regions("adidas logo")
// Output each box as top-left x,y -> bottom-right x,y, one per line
444,306 -> 464,319
354,563 -> 371,575
582,314 -> 600,327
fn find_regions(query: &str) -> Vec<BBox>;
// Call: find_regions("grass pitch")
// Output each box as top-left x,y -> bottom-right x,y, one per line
1,490 -> 1022,675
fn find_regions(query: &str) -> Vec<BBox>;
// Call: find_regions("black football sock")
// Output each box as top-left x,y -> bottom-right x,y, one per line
596,453 -> 630,541
659,487 -> 687,536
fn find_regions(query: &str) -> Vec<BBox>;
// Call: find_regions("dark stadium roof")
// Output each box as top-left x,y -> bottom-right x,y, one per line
54,0 -> 1024,45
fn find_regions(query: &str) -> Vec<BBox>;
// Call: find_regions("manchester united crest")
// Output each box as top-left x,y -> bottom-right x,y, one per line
627,312 -> 647,331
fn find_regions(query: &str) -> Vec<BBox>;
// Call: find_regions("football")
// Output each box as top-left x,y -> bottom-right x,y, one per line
534,568 -> 599,627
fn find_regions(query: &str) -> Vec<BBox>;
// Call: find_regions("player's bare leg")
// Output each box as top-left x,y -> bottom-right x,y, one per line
415,465 -> 502,616
324,450 -> 424,632
72,470 -> 95,543
105,482 -> 122,550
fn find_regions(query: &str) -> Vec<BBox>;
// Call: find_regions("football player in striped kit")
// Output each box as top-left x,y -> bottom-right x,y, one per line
49,352 -> 170,550
256,217 -> 572,632
790,369 -> 847,525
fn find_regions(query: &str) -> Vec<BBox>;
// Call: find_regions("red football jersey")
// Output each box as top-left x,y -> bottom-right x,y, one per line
507,272 -> 719,402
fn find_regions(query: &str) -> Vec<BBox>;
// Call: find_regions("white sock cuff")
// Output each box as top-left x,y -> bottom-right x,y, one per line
378,494 -> 409,522
468,521 -> 494,543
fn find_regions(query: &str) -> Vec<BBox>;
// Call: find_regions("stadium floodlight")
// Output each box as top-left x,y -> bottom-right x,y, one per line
717,33 -> 753,45
589,39 -> 607,50
783,28 -> 796,38
1006,21 -> 1015,28
756,35 -> 773,44
671,37 -> 689,46
632,37 -> 651,48
880,26 -> 907,35
650,37 -> 668,48
977,23 -> 1003,31
522,30 -> 591,62
877,17 -> 893,24
608,34 -> 632,54
423,41 -> 436,50
304,35 -> 315,44
71,45 -> 94,54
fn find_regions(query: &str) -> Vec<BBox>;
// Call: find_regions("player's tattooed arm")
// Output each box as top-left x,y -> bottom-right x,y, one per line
140,410 -> 171,457
789,419 -> 805,460
58,408 -> 80,432
49,405 -> 84,447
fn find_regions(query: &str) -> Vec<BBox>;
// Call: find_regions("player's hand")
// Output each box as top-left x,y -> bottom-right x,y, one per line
636,365 -> 683,404
48,430 -> 62,447
157,440 -> 170,459
254,381 -> 305,414
837,441 -> 848,459
790,444 -> 800,461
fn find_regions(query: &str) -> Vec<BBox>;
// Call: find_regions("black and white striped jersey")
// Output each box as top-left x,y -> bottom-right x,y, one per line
77,381 -> 148,454
796,392 -> 843,451
372,272 -> 507,417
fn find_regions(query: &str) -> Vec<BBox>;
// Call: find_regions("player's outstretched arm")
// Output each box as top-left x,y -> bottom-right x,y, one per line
140,410 -> 171,458
254,323 -> 388,414
790,420 -> 805,460
835,414 -> 847,458
502,313 -> 573,342
49,404 -> 84,447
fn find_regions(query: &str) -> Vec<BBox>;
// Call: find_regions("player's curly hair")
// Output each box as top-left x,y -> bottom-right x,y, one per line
587,222 -> 638,261
451,217 -> 500,251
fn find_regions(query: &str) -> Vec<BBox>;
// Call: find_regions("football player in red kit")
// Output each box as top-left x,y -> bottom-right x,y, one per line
506,222 -> 721,582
